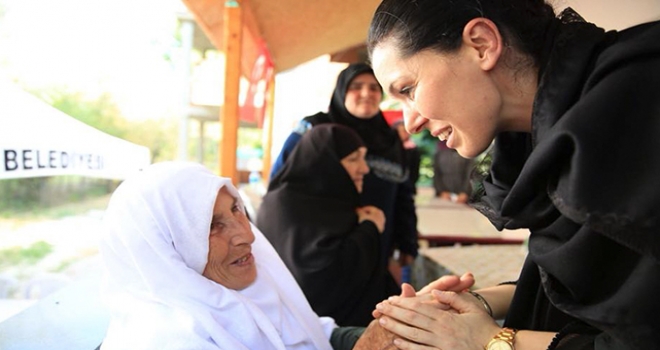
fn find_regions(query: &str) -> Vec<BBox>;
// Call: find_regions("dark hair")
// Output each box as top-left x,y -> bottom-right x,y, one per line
367,0 -> 556,68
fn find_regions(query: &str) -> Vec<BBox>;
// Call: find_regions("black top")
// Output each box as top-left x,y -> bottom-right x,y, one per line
473,9 -> 660,350
257,124 -> 398,327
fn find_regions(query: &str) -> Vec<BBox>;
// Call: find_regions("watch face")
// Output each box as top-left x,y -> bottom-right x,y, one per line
487,339 -> 514,350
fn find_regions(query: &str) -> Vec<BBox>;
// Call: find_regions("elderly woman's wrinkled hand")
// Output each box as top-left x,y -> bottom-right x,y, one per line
352,319 -> 398,350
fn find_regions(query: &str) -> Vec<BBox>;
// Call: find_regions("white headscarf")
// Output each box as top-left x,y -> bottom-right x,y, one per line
99,161 -> 336,350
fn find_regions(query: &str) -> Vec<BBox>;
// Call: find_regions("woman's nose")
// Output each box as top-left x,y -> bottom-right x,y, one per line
403,107 -> 427,134
361,161 -> 370,174
230,219 -> 255,245
360,86 -> 371,97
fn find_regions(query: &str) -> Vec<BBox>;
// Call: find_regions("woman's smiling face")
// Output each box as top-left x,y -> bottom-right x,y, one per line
203,188 -> 256,290
344,73 -> 383,119
371,40 -> 502,158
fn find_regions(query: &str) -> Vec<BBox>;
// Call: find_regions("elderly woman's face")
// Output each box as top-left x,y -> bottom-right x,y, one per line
344,73 -> 383,120
371,40 -> 501,158
340,146 -> 369,193
203,188 -> 256,290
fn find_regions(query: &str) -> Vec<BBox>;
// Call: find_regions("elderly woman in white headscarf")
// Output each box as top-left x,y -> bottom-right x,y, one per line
98,161 -> 381,350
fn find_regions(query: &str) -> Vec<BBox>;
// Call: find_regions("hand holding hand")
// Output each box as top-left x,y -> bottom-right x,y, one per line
417,272 -> 475,295
356,205 -> 386,233
372,283 -> 454,319
375,290 -> 500,350
351,318 -> 397,350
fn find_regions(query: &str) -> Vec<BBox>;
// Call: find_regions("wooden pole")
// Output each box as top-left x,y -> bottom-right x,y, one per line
261,74 -> 276,183
220,0 -> 242,184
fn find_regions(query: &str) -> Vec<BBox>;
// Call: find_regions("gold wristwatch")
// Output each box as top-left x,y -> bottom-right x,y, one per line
485,327 -> 517,350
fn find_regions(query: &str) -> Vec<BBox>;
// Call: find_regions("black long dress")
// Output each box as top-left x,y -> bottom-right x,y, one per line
256,124 -> 397,327
473,9 -> 660,350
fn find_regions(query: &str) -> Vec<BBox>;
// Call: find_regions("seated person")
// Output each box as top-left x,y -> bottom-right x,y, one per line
257,124 -> 393,327
98,161 -> 392,349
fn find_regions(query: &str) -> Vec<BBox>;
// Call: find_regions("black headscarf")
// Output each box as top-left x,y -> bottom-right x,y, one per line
257,124 -> 395,326
305,63 -> 406,181
267,123 -> 364,201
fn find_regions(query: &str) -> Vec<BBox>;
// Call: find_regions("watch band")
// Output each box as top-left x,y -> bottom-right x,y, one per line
485,327 -> 517,350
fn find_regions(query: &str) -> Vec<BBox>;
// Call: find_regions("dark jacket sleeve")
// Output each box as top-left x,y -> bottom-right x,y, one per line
330,326 -> 365,350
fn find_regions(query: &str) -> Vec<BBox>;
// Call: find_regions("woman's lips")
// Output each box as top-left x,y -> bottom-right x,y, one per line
232,253 -> 253,266
435,127 -> 452,141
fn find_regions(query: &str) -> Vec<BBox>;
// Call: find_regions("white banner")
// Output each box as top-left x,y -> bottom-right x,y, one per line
1,81 -> 151,180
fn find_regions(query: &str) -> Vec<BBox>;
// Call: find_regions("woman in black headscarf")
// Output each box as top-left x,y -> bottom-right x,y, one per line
366,0 -> 660,349
257,124 -> 396,327
269,63 -> 418,281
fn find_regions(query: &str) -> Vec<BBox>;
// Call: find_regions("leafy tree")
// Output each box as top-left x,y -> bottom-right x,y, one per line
44,89 -> 128,139
125,118 -> 177,163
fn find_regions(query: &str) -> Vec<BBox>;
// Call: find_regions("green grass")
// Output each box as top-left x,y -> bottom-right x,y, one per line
0,193 -> 111,221
0,241 -> 53,268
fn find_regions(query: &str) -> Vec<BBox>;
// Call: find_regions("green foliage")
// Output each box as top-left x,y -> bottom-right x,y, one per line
45,89 -> 128,139
239,127 -> 263,150
125,118 -> 178,163
0,176 -> 114,218
411,129 -> 437,186
0,178 -> 46,212
0,241 -> 53,268
36,87 -> 178,163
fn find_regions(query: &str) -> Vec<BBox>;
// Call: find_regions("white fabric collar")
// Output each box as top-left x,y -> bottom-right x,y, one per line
99,162 -> 335,349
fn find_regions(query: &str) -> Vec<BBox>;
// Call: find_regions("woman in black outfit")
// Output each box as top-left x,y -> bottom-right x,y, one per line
366,0 -> 660,349
257,124 -> 396,327
270,63 -> 418,285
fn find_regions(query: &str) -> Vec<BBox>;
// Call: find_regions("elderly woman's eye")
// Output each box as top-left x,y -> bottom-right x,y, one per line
210,221 -> 223,231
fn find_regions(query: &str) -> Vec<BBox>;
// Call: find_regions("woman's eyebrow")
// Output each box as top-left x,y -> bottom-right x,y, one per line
387,84 -> 398,95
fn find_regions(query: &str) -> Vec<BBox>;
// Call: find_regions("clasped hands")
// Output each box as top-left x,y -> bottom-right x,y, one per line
353,273 -> 501,350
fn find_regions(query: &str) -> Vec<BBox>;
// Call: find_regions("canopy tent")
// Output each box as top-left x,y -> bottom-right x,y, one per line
0,81 -> 151,180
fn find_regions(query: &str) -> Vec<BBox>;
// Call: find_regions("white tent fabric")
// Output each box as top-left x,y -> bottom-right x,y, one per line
0,81 -> 151,180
